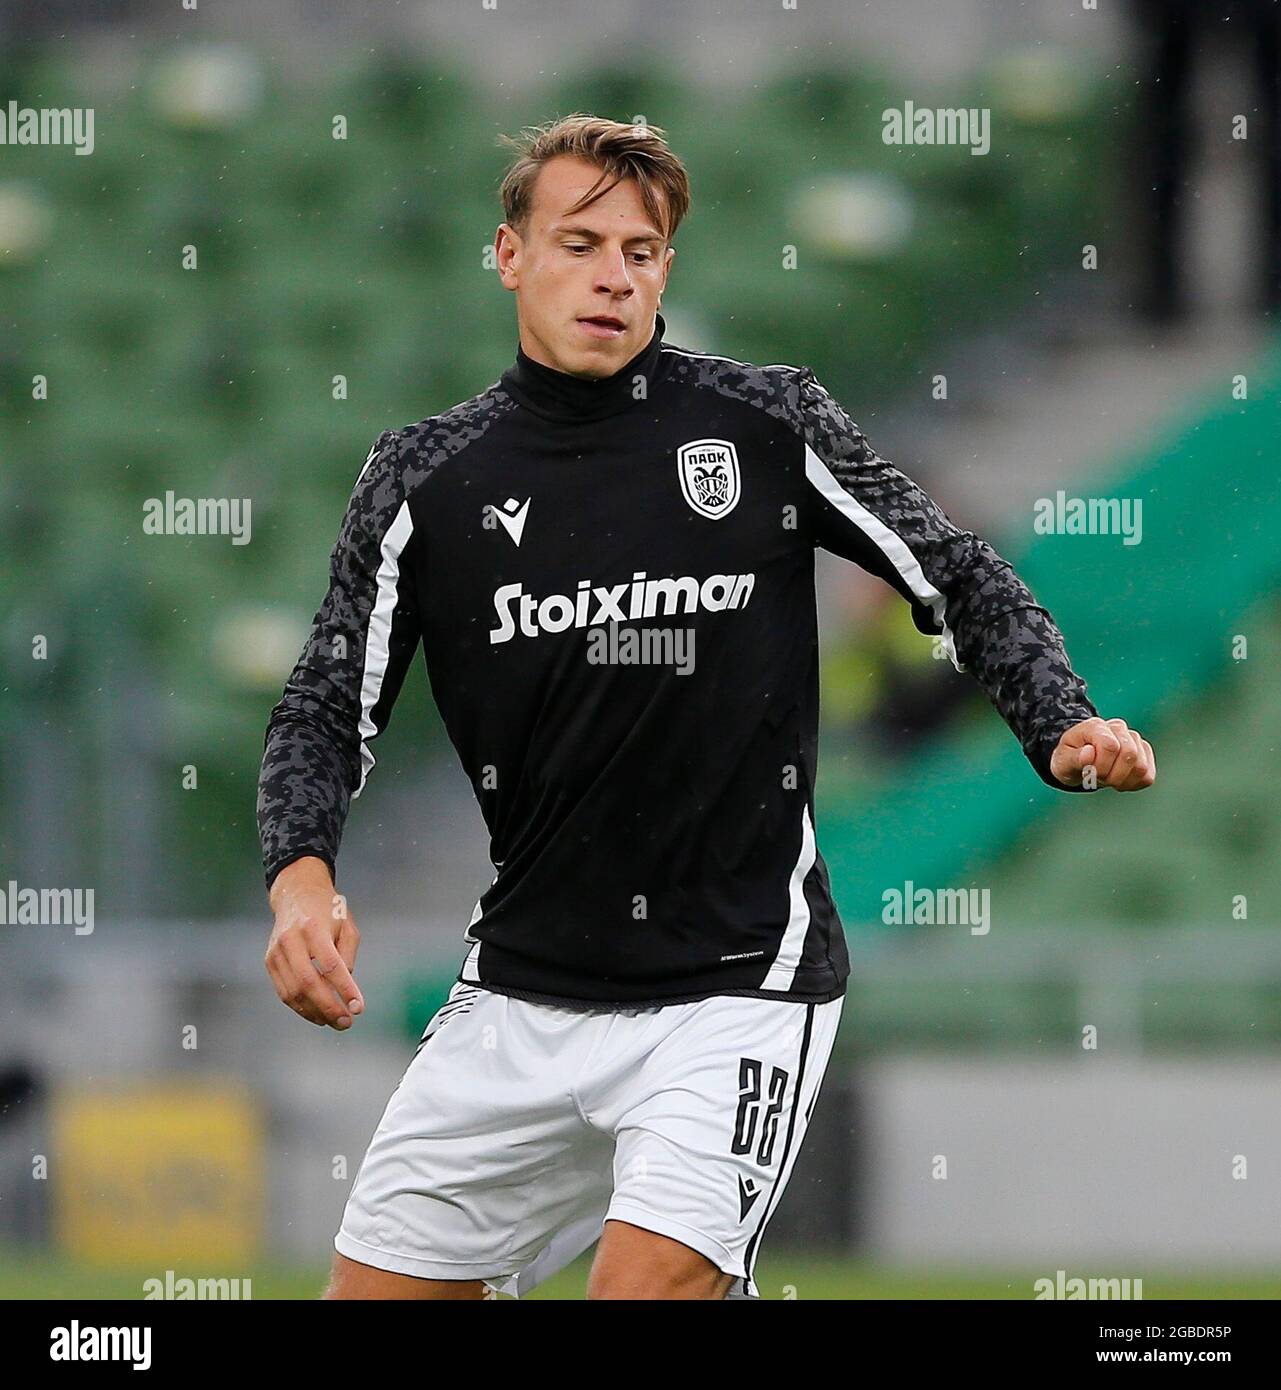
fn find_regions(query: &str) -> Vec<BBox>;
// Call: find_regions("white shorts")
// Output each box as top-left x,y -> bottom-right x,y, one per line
334,982 -> 844,1298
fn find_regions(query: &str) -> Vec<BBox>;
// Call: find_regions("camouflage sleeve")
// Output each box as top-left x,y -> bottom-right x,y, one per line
256,429 -> 424,891
782,366 -> 1098,791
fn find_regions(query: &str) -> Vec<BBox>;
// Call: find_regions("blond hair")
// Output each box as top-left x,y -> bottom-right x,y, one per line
497,113 -> 691,245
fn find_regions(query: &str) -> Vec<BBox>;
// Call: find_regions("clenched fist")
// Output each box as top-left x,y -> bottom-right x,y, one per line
1050,717 -> 1156,791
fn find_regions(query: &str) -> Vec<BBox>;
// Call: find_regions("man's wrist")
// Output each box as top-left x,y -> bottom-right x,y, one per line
267,854 -> 335,910
1029,711 -> 1097,792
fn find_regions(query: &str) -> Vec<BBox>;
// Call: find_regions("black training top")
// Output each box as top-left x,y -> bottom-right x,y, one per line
256,313 -> 1097,1007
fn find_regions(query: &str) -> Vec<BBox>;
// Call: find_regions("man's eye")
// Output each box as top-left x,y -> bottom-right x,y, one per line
565,245 -> 652,262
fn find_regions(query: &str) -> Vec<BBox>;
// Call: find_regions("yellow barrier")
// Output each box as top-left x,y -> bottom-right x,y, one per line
52,1081 -> 262,1266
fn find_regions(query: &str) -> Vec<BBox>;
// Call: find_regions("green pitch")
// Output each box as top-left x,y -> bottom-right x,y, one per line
1,1247 -> 1278,1300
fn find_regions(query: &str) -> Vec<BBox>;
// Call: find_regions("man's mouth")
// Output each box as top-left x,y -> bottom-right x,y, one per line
577,315 -> 626,339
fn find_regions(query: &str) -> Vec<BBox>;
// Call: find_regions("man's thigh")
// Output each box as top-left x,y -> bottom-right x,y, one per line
334,984 -> 613,1293
325,1251 -> 489,1300
591,993 -> 845,1298
587,1220 -> 734,1300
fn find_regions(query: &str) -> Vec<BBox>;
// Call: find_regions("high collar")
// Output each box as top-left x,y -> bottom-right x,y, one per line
500,312 -> 668,423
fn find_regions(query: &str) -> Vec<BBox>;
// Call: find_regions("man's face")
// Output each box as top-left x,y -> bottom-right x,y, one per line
496,154 -> 675,379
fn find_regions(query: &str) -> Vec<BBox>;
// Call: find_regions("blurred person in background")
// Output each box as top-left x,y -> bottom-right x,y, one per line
1131,0 -> 1281,321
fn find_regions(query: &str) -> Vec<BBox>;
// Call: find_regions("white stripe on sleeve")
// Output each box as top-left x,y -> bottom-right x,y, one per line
805,441 -> 963,671
354,498 -> 415,797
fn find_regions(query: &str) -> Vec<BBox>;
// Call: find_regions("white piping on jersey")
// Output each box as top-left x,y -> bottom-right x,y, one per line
354,498 -> 414,797
804,441 -> 963,672
461,872 -> 491,939
463,868 -> 499,943
760,802 -> 818,991
460,938 -> 482,982
660,345 -> 799,372
355,437 -> 383,488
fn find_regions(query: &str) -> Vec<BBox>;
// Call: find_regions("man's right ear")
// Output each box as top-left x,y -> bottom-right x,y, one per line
495,224 -> 521,287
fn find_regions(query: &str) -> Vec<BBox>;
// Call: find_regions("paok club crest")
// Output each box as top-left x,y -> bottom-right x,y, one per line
676,438 -> 741,520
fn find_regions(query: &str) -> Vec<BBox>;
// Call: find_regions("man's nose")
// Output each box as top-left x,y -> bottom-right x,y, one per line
596,248 -> 634,294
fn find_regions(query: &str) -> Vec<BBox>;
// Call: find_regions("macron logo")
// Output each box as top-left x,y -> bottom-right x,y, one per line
738,1174 -> 763,1221
490,497 -> 530,547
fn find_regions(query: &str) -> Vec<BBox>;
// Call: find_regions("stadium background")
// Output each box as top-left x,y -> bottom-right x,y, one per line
1,0 -> 1279,1299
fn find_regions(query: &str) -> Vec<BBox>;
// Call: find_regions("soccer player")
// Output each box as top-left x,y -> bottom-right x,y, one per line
256,115 -> 1156,1301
